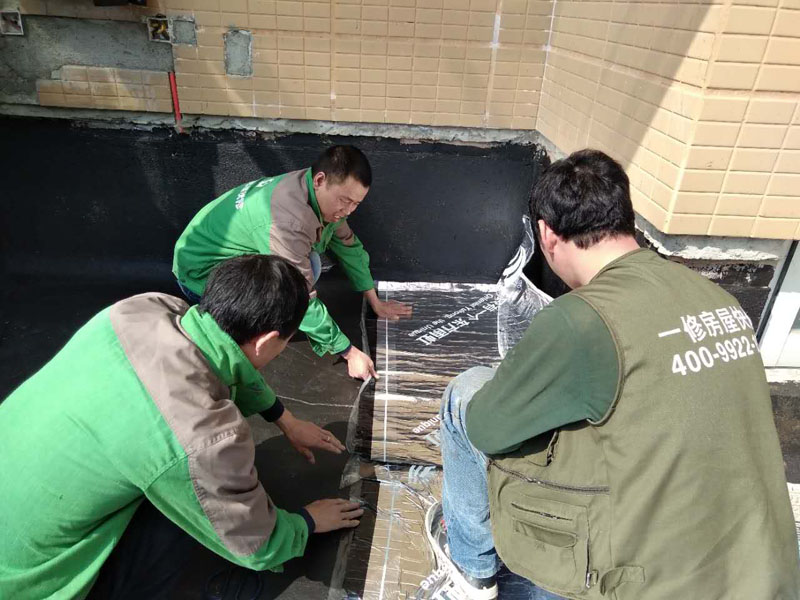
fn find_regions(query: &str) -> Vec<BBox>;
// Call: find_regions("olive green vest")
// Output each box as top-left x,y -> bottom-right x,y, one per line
488,249 -> 800,599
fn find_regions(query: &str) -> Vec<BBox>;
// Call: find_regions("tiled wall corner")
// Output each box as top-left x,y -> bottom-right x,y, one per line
540,0 -> 800,240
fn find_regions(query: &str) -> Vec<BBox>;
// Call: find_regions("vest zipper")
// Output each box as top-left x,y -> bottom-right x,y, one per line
488,459 -> 610,495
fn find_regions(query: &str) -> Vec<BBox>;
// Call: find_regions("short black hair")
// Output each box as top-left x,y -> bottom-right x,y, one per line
199,255 -> 309,343
311,145 -> 372,187
530,149 -> 635,249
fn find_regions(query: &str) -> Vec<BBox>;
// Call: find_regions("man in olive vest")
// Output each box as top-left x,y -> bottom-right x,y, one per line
426,149 -> 800,599
173,145 -> 412,381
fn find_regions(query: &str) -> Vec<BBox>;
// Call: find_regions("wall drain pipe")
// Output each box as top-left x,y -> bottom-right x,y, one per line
168,71 -> 183,133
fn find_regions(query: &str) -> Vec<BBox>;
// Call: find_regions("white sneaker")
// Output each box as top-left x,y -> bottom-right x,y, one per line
424,503 -> 498,600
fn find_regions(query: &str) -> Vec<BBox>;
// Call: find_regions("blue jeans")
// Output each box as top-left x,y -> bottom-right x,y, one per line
309,250 -> 322,285
440,366 -> 566,600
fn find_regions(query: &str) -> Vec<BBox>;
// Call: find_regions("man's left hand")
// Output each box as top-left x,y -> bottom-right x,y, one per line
364,288 -> 413,321
371,299 -> 413,320
276,410 -> 345,464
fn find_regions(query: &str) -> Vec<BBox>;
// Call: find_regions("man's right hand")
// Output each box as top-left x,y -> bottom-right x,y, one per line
304,498 -> 364,533
342,346 -> 378,380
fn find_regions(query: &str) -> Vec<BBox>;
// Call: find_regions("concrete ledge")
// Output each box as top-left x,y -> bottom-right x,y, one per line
0,103 -> 549,146
767,369 -> 800,383
637,215 -> 789,263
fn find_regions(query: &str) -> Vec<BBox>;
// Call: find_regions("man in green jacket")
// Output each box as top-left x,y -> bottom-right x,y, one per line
173,145 -> 411,381
426,150 -> 800,599
0,255 -> 364,600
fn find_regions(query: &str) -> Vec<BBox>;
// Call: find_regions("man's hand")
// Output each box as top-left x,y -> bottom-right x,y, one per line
365,289 -> 412,321
342,346 -> 378,380
275,410 -> 345,464
304,499 -> 364,533
372,299 -> 413,320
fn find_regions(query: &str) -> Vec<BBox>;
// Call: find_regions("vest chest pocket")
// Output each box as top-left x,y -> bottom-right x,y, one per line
497,495 -> 590,595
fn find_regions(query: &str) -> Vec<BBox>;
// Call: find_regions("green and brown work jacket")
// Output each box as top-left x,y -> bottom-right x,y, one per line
173,169 -> 374,356
0,294 -> 312,599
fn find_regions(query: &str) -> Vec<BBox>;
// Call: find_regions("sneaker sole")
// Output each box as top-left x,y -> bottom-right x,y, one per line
424,504 -> 498,600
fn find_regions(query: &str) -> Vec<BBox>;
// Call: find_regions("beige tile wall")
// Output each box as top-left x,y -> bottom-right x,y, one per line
18,0 -> 800,239
537,0 -> 800,239
37,66 -> 172,111
26,0 -> 550,128
173,0 -> 549,128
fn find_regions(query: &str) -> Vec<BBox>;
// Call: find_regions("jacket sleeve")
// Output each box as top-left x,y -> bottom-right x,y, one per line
326,220 -> 374,292
300,296 -> 352,356
145,425 -> 309,572
465,296 -> 619,455
231,364 -> 281,419
258,223 -> 351,356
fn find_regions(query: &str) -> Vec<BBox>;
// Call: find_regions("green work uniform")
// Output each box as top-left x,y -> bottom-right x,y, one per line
0,294 -> 311,600
173,169 -> 374,356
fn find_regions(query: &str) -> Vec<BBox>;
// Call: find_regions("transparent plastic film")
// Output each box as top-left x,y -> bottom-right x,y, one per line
332,456 -> 442,600
497,215 -> 552,359
352,282 -> 500,466
335,223 -> 554,599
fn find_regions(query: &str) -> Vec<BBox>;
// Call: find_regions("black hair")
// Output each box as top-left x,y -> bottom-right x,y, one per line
311,145 -> 372,187
199,255 -> 309,343
530,149 -> 636,249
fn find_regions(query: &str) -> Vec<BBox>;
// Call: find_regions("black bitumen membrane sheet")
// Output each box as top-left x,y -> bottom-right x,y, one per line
0,116 -> 552,600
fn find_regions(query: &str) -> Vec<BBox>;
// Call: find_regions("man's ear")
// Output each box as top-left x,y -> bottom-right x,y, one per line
254,330 -> 282,356
313,171 -> 326,189
537,219 -> 558,257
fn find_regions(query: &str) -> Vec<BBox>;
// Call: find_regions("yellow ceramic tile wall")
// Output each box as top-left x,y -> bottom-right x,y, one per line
21,0 -> 547,127
17,0 -> 800,239
37,67 -> 172,112
539,0 -> 800,239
